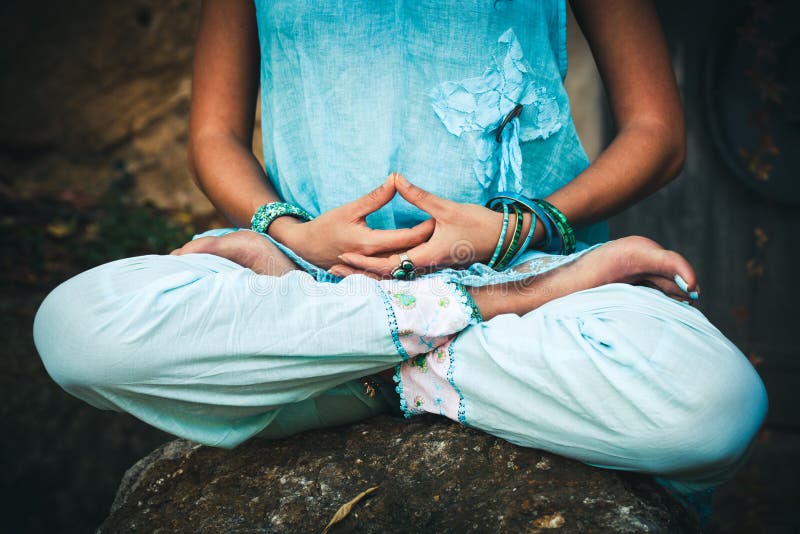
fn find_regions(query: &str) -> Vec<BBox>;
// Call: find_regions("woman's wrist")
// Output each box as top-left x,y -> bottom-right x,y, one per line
267,215 -> 304,244
250,201 -> 313,247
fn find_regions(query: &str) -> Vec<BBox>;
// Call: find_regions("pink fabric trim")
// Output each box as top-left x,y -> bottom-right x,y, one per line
377,277 -> 471,357
398,339 -> 461,420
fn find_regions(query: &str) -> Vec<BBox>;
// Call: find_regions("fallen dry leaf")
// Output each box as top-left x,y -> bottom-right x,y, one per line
321,485 -> 379,534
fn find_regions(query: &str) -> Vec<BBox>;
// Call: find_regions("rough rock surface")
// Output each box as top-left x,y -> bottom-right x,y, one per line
0,1 -> 259,213
99,415 -> 699,533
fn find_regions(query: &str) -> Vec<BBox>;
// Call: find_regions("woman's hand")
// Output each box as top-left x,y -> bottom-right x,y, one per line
332,174 -> 529,277
270,175 -> 435,270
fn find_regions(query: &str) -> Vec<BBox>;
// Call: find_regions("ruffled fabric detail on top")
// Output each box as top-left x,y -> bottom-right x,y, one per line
429,27 -> 563,193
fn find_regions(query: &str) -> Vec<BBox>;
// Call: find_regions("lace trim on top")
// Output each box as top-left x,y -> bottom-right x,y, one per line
429,27 -> 563,193
427,242 -> 603,288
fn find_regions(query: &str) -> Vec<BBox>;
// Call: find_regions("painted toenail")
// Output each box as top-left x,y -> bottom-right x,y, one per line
674,274 -> 689,293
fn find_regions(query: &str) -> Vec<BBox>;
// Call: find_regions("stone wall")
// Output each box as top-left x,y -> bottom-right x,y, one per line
1,1 -> 220,213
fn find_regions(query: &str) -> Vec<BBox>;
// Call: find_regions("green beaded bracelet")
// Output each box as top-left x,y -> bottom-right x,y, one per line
250,202 -> 314,235
495,203 -> 524,270
487,203 -> 510,269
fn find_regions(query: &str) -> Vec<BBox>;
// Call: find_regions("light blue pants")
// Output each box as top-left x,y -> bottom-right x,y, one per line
32,229 -> 767,495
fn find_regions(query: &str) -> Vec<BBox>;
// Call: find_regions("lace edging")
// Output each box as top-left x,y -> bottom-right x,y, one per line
446,337 -> 468,425
375,284 -> 411,361
444,280 -> 483,325
392,363 -> 417,419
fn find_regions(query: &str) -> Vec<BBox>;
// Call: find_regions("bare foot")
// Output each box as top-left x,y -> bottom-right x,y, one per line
471,236 -> 700,320
170,230 -> 300,276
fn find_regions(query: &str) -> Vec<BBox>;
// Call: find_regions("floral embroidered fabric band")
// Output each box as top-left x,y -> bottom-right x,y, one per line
376,277 -> 481,358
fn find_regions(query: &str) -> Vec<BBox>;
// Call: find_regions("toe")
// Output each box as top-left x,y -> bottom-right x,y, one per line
657,250 -> 699,295
636,275 -> 691,302
174,236 -> 219,256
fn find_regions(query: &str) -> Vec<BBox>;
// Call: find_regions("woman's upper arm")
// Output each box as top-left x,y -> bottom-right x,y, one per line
569,0 -> 684,152
189,0 -> 260,147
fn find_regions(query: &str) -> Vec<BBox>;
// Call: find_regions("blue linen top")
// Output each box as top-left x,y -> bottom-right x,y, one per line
253,0 -> 607,246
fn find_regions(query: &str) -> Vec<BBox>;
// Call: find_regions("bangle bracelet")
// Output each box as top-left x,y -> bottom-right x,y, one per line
487,192 -> 556,253
487,203 -> 509,268
486,192 -> 575,255
508,209 -> 537,267
250,202 -> 314,235
495,203 -> 524,270
531,199 -> 576,255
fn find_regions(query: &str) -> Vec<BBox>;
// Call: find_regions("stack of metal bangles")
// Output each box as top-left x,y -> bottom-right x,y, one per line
250,193 -> 575,280
485,191 -> 576,271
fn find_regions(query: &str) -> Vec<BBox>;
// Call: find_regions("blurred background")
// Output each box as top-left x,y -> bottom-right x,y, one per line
1,0 -> 797,532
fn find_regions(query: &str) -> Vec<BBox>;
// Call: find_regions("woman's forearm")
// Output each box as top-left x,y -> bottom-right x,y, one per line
188,0 -> 306,236
188,132 -> 278,228
554,0 -> 685,232
546,118 -> 685,229
188,132 -> 305,240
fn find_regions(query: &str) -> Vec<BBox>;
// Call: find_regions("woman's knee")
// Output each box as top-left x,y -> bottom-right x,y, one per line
34,275 -> 104,394
553,287 -> 768,474
33,259 -> 163,395
630,329 -> 767,476
685,342 -> 766,466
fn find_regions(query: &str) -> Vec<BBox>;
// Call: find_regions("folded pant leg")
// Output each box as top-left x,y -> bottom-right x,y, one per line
33,252 -> 471,447
396,283 -> 767,493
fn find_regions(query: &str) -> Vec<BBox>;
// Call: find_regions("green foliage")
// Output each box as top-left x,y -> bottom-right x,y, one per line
84,170 -> 192,265
1,166 -> 203,287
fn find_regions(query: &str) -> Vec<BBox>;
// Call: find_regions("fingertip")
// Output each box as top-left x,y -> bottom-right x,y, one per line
674,273 -> 701,299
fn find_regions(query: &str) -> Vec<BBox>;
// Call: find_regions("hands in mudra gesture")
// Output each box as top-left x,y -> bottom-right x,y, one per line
328,173 -> 527,278
278,172 -> 516,279
258,172 -> 515,278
